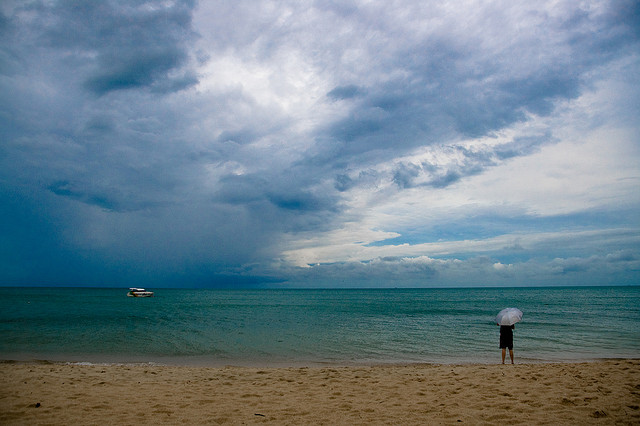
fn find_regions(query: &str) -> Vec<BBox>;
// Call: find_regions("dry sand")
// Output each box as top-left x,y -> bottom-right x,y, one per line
1,359 -> 638,425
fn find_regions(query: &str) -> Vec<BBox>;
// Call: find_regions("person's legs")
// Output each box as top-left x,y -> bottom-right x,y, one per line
509,349 -> 514,364
501,348 -> 506,364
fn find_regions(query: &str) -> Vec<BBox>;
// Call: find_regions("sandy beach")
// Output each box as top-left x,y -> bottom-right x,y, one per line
1,359 -> 638,425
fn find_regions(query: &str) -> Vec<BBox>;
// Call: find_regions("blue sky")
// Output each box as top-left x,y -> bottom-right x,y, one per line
1,0 -> 639,288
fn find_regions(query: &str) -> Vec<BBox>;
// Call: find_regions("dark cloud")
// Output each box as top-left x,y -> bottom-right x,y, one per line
215,172 -> 341,231
8,0 -> 199,95
327,84 -> 365,100
334,169 -> 380,192
267,191 -> 330,212
428,170 -> 463,189
392,163 -> 421,189
47,180 -> 118,211
309,2 -> 637,170
498,73 -> 581,117
84,48 -> 190,94
494,134 -> 550,160
0,0 -> 638,287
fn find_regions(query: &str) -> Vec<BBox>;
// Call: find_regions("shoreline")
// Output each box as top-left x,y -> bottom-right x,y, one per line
2,359 -> 638,424
2,355 -> 638,368
4,349 -> 638,369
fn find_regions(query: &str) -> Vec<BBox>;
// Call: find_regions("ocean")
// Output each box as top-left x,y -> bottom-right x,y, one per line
1,286 -> 638,366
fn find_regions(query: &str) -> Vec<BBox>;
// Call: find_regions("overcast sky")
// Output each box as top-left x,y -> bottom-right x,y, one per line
1,0 -> 639,288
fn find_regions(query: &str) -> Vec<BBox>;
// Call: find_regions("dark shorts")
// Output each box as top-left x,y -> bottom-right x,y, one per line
499,334 -> 513,350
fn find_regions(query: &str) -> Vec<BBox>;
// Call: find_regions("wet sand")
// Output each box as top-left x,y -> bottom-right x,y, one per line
1,359 -> 639,425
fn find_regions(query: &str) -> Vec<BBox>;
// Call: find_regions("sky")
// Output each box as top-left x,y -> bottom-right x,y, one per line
1,0 -> 639,288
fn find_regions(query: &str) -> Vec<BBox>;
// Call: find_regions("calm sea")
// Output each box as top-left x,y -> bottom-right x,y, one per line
1,286 -> 638,366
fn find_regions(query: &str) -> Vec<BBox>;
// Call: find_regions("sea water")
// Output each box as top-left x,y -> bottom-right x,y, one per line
0,286 -> 638,366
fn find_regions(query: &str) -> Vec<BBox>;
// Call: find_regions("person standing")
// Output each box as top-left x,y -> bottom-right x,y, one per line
498,324 -> 515,364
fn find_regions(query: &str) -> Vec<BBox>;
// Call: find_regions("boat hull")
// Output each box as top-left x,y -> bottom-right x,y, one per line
127,291 -> 154,297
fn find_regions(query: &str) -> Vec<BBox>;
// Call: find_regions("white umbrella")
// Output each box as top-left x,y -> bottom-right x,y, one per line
496,308 -> 523,326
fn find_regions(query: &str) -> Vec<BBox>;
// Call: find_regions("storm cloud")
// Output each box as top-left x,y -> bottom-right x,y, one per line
1,0 -> 638,287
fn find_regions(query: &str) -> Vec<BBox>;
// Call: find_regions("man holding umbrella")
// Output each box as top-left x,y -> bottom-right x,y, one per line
496,308 -> 523,364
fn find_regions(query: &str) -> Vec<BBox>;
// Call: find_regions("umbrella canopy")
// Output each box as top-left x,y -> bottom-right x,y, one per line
496,308 -> 523,326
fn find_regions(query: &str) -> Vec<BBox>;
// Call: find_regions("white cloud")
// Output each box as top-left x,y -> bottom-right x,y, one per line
281,227 -> 640,267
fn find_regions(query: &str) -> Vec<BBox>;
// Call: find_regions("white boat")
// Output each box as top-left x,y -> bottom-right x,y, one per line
127,288 -> 154,297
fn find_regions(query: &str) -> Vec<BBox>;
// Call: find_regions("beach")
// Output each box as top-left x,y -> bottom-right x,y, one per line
1,360 -> 638,425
